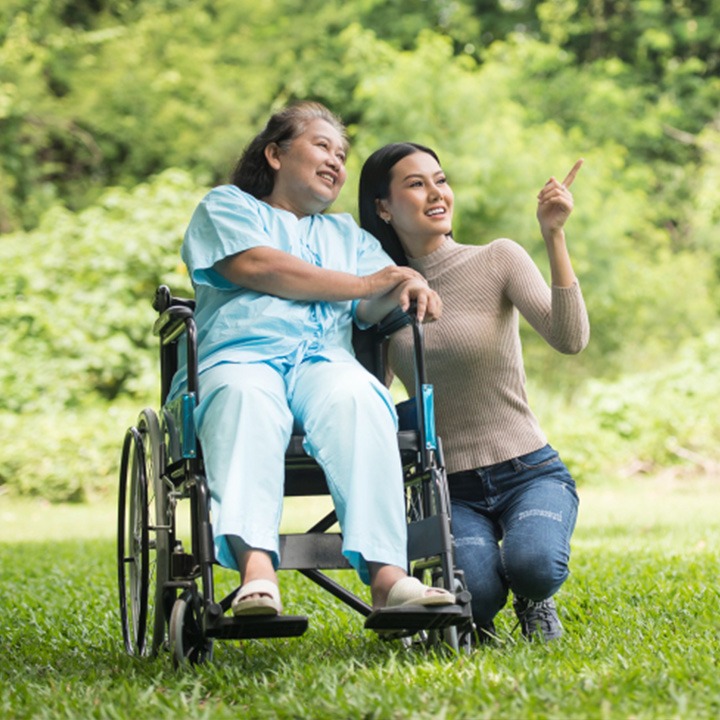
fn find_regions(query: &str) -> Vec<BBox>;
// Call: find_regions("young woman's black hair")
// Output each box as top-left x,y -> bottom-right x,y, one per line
358,142 -> 440,266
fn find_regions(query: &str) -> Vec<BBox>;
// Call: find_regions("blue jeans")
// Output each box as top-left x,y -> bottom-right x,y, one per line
449,445 -> 579,628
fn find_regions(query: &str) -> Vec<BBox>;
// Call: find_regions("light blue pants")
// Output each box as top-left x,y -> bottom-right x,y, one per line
194,356 -> 408,584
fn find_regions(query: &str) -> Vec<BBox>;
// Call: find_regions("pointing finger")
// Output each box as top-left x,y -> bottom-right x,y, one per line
562,159 -> 584,188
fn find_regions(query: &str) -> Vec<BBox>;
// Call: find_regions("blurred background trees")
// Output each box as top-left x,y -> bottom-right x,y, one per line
2,0 -> 719,499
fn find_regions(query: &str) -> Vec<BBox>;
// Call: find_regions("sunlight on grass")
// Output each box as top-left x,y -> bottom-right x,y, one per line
0,494 -> 118,542
577,473 -> 720,529
2,473 -> 718,543
574,473 -> 720,554
0,493 -> 336,542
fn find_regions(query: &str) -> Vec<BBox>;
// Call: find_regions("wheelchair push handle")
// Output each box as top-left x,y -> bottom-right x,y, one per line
375,303 -> 429,387
153,285 -> 172,313
371,302 -> 437,459
154,284 -> 196,314
152,285 -> 198,405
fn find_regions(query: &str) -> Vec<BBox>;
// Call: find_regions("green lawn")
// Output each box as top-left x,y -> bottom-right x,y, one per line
1,475 -> 718,719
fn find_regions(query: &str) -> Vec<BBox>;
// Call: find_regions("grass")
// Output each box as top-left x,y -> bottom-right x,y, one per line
1,475 -> 718,720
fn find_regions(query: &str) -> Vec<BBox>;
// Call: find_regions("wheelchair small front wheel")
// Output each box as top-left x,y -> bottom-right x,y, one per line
169,591 -> 214,668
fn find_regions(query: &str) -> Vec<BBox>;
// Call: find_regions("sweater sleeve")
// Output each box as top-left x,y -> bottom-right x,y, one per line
490,238 -> 590,354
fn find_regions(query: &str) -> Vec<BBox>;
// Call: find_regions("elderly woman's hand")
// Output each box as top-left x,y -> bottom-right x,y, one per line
361,265 -> 427,298
394,278 -> 442,323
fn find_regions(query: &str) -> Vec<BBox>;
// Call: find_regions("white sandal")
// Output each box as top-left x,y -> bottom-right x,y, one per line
231,579 -> 282,617
386,577 -> 455,608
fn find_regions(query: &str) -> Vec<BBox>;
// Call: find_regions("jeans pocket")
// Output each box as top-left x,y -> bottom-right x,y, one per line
514,444 -> 560,471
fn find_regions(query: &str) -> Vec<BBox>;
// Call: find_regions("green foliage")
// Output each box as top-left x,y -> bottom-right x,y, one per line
0,170 -> 198,500
2,0 -> 719,235
584,329 -> 720,469
536,0 -> 720,79
537,330 -> 720,484
0,402 -> 136,502
2,1 -> 719,499
1,169 -> 197,412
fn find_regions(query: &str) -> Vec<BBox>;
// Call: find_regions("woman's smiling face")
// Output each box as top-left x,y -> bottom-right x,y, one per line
377,150 -> 454,258
264,117 -> 348,217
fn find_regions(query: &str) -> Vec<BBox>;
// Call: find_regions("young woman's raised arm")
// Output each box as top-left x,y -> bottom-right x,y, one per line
536,159 -> 583,288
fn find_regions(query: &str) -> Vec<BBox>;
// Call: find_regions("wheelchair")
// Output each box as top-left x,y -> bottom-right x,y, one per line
117,285 -> 474,666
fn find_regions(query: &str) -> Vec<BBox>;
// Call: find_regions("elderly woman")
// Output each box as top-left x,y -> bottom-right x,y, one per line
170,103 -> 454,618
359,143 -> 590,642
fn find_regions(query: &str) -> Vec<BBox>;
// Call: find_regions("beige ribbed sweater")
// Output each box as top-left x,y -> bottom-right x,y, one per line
388,236 -> 590,474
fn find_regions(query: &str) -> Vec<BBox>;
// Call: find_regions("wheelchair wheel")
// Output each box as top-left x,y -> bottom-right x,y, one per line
169,591 -> 214,668
117,408 -> 171,657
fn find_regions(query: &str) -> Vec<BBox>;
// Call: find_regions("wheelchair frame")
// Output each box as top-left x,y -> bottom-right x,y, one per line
117,285 -> 473,666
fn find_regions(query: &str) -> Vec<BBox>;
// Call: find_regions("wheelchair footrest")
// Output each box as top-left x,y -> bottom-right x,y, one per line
206,615 -> 309,640
364,604 -> 466,633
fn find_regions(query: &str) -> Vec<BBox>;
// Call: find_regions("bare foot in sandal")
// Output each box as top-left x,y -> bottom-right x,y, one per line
385,576 -> 454,608
368,563 -> 455,609
232,548 -> 282,617
232,579 -> 282,616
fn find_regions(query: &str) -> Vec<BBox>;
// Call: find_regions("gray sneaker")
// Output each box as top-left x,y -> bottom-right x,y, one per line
513,596 -> 563,641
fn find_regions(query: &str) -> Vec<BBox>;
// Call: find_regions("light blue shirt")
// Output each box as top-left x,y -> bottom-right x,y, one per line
169,185 -> 393,398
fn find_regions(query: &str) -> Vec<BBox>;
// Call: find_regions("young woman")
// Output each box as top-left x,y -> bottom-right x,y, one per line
170,105 -> 454,618
359,143 -> 590,641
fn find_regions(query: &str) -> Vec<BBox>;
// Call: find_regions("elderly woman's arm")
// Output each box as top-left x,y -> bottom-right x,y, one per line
216,247 -> 440,323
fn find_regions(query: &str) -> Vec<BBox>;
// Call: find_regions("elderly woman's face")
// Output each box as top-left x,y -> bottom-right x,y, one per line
265,118 -> 348,216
